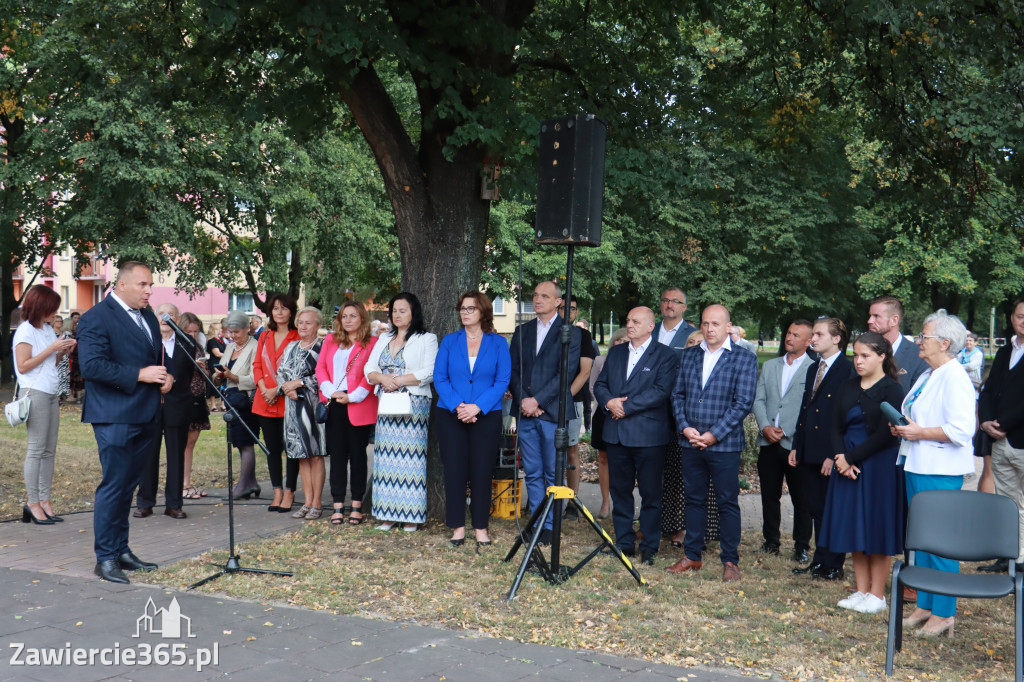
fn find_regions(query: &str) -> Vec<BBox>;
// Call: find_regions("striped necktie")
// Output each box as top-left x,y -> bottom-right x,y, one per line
810,360 -> 827,399
129,308 -> 152,341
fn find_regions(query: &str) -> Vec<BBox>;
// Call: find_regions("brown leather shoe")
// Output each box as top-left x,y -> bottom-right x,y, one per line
163,508 -> 187,520
903,587 -> 917,603
665,557 -> 703,573
723,562 -> 741,582
132,507 -> 153,518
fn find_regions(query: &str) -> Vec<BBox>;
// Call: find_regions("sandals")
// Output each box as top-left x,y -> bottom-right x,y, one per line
348,508 -> 364,525
331,507 -> 346,525
183,486 -> 207,500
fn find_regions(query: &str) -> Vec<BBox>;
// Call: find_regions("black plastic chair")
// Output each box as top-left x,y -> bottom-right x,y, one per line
886,489 -> 1023,680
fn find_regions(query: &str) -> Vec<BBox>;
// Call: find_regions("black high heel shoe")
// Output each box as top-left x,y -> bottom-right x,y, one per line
22,506 -> 55,525
230,485 -> 261,500
44,511 -> 64,522
450,538 -> 465,547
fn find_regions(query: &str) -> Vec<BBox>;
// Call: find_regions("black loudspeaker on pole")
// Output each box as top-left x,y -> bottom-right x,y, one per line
534,114 -> 606,247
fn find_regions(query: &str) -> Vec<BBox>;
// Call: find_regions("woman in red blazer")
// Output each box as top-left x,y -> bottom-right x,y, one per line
252,293 -> 300,513
316,301 -> 379,525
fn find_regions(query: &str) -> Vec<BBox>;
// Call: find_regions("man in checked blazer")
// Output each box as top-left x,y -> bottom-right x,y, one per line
593,307 -> 680,565
752,319 -> 814,562
509,281 -> 581,543
666,304 -> 758,582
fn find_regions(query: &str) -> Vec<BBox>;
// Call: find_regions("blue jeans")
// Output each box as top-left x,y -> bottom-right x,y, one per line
519,418 -> 557,530
905,471 -> 963,618
681,446 -> 742,564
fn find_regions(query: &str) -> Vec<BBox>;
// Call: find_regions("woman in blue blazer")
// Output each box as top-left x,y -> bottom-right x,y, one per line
433,292 -> 511,547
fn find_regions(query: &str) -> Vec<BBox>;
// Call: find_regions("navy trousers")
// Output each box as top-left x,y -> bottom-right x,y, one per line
797,461 -> 846,569
93,422 -> 159,562
606,443 -> 665,555
680,446 -> 742,565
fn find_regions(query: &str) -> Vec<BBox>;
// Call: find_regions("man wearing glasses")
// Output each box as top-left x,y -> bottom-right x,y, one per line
654,288 -> 697,352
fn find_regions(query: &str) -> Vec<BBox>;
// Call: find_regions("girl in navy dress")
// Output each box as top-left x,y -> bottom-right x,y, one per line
820,332 -> 906,614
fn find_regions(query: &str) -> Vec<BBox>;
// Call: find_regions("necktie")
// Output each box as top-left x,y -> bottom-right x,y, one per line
129,308 -> 152,341
811,360 -> 827,399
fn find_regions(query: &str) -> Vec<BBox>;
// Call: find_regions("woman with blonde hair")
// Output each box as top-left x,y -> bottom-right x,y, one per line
316,301 -> 379,525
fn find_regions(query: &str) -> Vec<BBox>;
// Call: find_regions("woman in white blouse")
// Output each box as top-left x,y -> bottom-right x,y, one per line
365,293 -> 438,532
13,285 -> 76,525
894,309 -> 976,638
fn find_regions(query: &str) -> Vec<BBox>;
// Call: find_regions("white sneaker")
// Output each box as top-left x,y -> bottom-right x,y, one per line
854,593 -> 888,614
837,591 -> 867,609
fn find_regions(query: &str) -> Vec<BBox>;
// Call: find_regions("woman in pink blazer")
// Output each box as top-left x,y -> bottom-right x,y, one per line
316,301 -> 379,525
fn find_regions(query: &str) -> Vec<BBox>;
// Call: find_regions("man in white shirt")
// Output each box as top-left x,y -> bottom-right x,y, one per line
752,320 -> 814,562
654,288 -> 697,351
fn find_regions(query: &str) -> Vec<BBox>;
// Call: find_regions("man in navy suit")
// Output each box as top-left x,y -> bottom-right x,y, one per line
867,296 -> 927,392
509,281 -> 581,544
594,307 -> 679,565
653,287 -> 696,352
134,303 -> 194,521
77,262 -> 170,583
666,304 -> 758,582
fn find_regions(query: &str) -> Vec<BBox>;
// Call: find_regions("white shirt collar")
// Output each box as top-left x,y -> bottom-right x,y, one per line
109,291 -> 134,312
629,336 -> 653,355
701,336 -> 733,355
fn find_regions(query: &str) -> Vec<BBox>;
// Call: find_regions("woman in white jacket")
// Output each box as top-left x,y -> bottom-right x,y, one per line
894,309 -> 976,639
365,293 -> 438,531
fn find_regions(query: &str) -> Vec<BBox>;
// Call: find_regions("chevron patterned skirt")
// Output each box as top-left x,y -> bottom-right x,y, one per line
371,394 -> 430,524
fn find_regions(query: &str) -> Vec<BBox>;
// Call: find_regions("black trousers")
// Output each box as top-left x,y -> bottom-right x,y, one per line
260,415 -> 298,491
136,410 -> 187,510
607,442 -> 665,555
434,407 -> 501,530
326,402 -> 372,505
757,442 -> 811,551
797,460 -> 846,569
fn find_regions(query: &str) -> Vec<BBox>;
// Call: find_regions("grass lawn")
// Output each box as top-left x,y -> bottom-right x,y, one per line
2,404 -> 1015,680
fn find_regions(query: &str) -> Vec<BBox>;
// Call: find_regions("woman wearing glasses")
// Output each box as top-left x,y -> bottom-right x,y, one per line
433,292 -> 511,546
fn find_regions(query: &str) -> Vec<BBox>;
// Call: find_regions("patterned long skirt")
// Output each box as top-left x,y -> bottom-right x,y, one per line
371,394 -> 430,524
661,440 -> 720,542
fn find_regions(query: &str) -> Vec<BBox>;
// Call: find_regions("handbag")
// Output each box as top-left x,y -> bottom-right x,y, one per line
378,391 -> 413,417
5,378 -> 36,427
315,401 -> 329,424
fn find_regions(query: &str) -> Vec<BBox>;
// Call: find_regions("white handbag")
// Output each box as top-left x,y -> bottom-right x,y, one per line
5,380 -> 33,427
377,390 -> 413,417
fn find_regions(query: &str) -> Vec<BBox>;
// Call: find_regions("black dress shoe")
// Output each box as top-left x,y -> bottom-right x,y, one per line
812,566 -> 845,581
564,506 -> 579,521
132,507 -> 153,518
793,562 -> 822,575
163,508 -> 187,520
640,551 -> 657,566
95,560 -> 129,584
758,542 -> 780,555
538,529 -> 552,546
118,552 -> 158,572
978,559 -> 1009,573
792,549 -> 810,564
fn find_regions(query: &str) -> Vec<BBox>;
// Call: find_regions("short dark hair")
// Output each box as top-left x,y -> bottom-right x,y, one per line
791,319 -> 813,331
458,291 -> 495,334
1012,296 -> 1024,314
266,293 -> 297,331
869,296 -> 905,326
115,260 -> 150,283
21,285 -> 62,328
389,292 -> 427,341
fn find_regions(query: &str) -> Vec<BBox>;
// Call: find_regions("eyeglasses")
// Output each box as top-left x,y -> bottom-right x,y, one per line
915,334 -> 939,343
661,298 -> 684,305
558,305 -> 578,312
456,306 -> 478,314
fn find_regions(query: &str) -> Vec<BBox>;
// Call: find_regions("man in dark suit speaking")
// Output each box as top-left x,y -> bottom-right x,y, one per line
77,261 -> 170,583
594,307 -> 679,565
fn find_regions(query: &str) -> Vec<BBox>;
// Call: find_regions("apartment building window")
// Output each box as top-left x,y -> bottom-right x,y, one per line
492,296 -> 506,315
93,283 -> 105,305
60,286 -> 70,313
230,292 -> 257,313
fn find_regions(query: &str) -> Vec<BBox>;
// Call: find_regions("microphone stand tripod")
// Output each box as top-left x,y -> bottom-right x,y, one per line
157,317 -> 294,590
503,246 -> 647,599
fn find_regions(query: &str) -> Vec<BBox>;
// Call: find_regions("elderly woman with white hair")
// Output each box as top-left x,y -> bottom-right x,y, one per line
214,309 -> 262,500
894,309 -> 977,638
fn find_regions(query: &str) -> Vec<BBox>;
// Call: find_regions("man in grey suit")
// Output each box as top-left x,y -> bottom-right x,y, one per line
653,287 -> 696,351
752,320 -> 814,562
867,296 -> 927,391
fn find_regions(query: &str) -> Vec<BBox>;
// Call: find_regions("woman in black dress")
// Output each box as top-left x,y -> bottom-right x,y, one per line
820,332 -> 906,614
